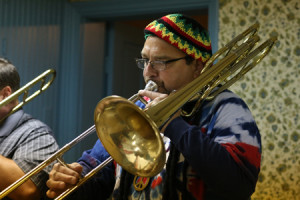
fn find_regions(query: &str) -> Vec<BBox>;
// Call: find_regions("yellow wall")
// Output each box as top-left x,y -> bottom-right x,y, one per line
218,0 -> 300,199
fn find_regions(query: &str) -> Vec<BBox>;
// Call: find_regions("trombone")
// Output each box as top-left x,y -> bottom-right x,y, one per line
0,80 -> 159,200
0,69 -> 56,122
0,23 -> 277,200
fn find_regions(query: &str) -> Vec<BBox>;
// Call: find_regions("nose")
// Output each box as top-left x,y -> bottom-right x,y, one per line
143,62 -> 158,77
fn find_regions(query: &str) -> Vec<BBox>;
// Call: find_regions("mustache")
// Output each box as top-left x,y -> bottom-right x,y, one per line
145,79 -> 170,94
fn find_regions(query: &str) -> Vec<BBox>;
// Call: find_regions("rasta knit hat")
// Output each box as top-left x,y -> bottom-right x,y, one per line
144,13 -> 212,63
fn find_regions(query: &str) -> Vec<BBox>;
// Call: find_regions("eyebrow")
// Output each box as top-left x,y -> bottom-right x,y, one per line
140,53 -> 172,60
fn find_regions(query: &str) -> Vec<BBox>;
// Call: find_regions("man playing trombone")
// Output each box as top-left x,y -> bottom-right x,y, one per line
0,58 -> 59,200
46,14 -> 262,200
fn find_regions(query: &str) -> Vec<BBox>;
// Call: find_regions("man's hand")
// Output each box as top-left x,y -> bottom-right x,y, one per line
46,162 -> 83,199
138,89 -> 168,109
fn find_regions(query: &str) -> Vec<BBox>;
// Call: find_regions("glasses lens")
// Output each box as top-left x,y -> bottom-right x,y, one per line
135,59 -> 167,71
152,62 -> 165,71
136,59 -> 147,69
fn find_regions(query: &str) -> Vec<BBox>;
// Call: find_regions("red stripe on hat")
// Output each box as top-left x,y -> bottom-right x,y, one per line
161,16 -> 212,50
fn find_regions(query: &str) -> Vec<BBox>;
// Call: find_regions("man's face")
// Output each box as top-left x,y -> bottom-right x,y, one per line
0,86 -> 13,121
141,36 -> 202,94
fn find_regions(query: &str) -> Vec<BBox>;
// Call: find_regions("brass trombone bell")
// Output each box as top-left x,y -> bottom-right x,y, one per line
94,95 -> 165,177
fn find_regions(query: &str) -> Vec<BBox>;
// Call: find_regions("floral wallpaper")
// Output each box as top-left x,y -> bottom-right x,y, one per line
218,0 -> 300,199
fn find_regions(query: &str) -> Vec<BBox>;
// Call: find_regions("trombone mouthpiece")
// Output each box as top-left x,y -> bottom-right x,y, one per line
145,80 -> 158,92
127,81 -> 158,102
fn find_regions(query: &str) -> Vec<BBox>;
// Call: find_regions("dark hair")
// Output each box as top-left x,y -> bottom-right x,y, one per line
0,58 -> 20,92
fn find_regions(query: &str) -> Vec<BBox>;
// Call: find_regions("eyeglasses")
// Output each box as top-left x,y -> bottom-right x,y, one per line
135,56 -> 188,71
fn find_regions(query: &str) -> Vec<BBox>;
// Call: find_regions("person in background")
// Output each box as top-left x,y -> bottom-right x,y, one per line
46,13 -> 261,200
0,58 -> 59,200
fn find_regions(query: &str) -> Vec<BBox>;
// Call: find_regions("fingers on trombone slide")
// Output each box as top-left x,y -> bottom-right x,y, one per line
46,162 -> 83,198
47,162 -> 83,193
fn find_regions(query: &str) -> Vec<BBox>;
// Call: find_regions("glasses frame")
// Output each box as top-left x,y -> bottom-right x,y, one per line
135,56 -> 189,71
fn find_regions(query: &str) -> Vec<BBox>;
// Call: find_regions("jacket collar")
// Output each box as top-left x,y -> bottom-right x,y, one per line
0,109 -> 24,137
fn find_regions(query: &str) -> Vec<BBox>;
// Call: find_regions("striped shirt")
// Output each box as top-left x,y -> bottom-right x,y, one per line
0,109 -> 59,200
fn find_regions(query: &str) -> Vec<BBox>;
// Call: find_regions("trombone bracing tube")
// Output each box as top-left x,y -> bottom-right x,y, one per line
0,69 -> 56,122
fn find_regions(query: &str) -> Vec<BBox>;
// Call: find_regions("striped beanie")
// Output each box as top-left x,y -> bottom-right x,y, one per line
144,14 -> 212,63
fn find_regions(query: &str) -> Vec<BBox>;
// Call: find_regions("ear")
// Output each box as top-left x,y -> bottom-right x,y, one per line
0,86 -> 12,99
193,60 -> 204,78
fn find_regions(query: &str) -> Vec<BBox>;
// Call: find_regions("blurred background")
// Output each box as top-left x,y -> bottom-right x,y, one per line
0,0 -> 299,199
